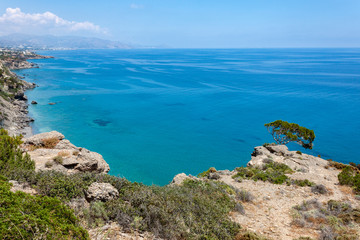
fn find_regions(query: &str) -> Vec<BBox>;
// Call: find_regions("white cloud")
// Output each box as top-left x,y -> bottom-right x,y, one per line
0,8 -> 105,36
130,4 -> 144,9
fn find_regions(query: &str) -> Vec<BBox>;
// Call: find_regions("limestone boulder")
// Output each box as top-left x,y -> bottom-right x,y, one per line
85,182 -> 119,202
170,173 -> 198,185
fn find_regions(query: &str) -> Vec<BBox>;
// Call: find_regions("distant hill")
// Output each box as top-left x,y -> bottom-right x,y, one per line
0,34 -> 132,50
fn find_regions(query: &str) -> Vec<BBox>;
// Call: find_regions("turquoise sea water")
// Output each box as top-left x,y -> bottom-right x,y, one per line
15,49 -> 360,185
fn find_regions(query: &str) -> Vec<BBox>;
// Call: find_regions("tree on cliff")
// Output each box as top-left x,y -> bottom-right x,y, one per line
264,120 -> 315,149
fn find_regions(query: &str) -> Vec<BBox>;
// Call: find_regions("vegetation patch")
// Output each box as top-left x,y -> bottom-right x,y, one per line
53,155 -> 64,164
0,129 -> 34,176
197,166 -> 217,177
328,159 -> 360,173
291,199 -> 360,240
0,129 -> 242,239
0,175 -> 88,239
232,161 -> 315,187
235,229 -> 269,240
42,137 -> 60,148
338,166 -> 360,194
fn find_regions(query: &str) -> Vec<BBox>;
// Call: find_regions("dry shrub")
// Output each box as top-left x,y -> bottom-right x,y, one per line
26,144 -> 40,151
328,160 -> 360,173
58,151 -> 70,157
42,137 -> 60,149
234,229 -> 268,240
339,185 -> 355,196
72,150 -> 80,156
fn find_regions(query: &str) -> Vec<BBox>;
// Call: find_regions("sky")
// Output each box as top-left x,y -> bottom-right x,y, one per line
0,0 -> 359,48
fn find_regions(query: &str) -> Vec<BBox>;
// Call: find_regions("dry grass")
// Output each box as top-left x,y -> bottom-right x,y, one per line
339,185 -> 355,197
58,151 -> 70,158
26,144 -> 39,151
42,137 -> 60,149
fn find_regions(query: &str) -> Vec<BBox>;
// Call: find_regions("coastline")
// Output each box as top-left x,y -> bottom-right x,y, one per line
0,50 -> 53,137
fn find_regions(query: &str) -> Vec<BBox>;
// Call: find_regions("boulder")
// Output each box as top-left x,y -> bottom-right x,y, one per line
31,100 -> 38,104
85,182 -> 119,202
208,172 -> 221,180
23,131 -> 64,147
170,173 -> 198,185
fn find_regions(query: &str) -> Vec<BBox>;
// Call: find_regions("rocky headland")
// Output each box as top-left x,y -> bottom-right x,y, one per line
0,48 -> 53,70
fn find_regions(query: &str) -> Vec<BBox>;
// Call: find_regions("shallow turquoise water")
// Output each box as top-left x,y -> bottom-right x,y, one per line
15,49 -> 360,185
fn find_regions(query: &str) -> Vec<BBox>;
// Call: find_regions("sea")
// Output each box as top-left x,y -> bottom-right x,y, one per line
14,48 -> 360,185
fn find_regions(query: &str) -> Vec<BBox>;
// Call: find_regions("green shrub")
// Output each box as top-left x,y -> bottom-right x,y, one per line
0,176 -> 88,239
53,155 -> 63,164
197,167 -> 217,178
338,166 -> 355,186
45,160 -> 53,168
83,201 -> 109,227
296,151 -> 302,155
233,162 -> 294,185
291,179 -> 315,187
105,179 -> 240,239
0,129 -> 34,175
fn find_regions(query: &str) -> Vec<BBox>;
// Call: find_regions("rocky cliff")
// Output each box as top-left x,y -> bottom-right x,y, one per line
0,60 -> 35,136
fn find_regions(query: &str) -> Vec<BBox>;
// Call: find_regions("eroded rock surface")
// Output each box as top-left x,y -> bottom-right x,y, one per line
85,182 -> 119,202
22,131 -> 110,174
170,173 -> 198,185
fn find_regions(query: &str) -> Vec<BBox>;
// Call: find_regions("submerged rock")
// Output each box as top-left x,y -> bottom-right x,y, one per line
31,100 -> 38,104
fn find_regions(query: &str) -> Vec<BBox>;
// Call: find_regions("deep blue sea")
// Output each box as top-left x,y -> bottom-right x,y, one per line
14,49 -> 360,185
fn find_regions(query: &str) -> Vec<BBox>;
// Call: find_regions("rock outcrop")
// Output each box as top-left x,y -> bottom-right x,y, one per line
22,131 -> 110,174
247,144 -> 328,173
170,173 -> 198,185
85,182 -> 119,202
196,145 -> 360,240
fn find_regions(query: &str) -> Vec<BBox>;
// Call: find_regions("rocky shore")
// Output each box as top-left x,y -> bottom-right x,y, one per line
0,60 -> 36,136
0,50 -> 53,136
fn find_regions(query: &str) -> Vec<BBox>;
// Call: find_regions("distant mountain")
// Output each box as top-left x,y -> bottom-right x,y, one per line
0,34 -> 132,50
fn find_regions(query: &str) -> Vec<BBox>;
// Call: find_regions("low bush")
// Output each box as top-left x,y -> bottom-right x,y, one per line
45,160 -> 53,168
338,166 -> 360,193
197,167 -> 217,178
232,162 -> 314,187
235,230 -> 269,240
0,175 -> 88,239
53,155 -> 64,164
42,137 -> 60,148
0,129 -> 34,176
292,199 -> 360,239
235,189 -> 255,202
104,179 -> 240,239
311,184 -> 328,195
